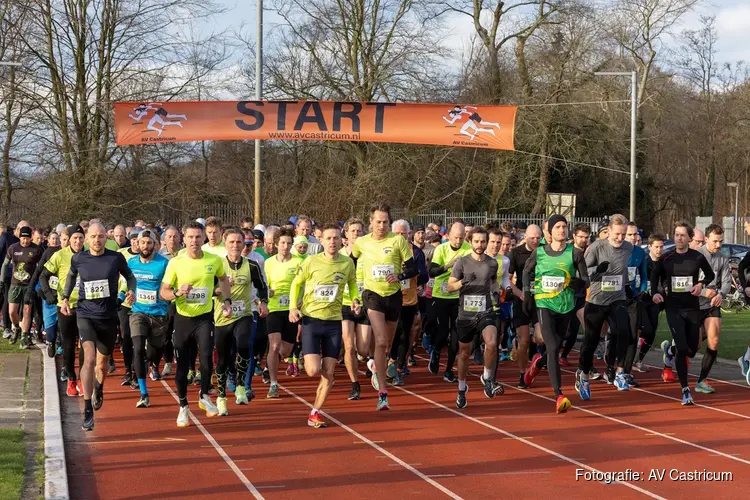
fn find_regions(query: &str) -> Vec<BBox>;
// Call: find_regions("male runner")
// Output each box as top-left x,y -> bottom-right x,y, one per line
2,226 -> 43,347
693,224 -> 730,393
576,215 -> 633,399
118,230 -> 140,388
351,204 -> 416,410
428,222 -> 471,383
159,221 -> 232,427
522,215 -> 588,412
126,229 -> 170,408
29,231 -> 63,357
203,217 -> 226,257
214,229 -> 268,413
560,223 -> 591,366
289,223 -> 360,427
633,233 -> 665,373
61,223 -> 136,431
689,228 -> 705,250
652,221 -> 715,405
296,215 -> 323,255
737,218 -> 750,383
484,229 -> 511,388
622,222 -> 649,386
447,227 -> 501,408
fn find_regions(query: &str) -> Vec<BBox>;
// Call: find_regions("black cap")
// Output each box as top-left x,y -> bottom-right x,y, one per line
547,214 -> 568,233
413,223 -> 425,233
68,224 -> 84,236
252,229 -> 264,240
19,226 -> 32,238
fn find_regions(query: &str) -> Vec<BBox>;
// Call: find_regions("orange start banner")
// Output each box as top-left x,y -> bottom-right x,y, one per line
113,100 -> 517,150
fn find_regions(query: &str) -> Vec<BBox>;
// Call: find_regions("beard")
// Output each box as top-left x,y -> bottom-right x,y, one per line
140,248 -> 153,258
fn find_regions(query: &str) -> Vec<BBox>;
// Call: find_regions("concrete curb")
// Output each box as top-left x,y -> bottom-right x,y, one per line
38,345 -> 69,500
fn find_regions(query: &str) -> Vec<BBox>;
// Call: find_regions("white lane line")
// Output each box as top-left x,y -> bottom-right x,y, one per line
642,361 -> 750,388
159,381 -> 264,500
277,383 -> 465,500
418,354 -> 750,466
559,366 -> 750,421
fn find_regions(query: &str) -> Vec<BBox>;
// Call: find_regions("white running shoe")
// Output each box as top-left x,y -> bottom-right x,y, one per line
217,397 -> 229,416
235,386 -> 248,405
162,363 -> 172,377
198,394 -> 219,417
176,406 -> 190,428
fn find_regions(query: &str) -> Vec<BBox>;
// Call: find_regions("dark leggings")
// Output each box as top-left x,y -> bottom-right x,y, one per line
537,308 -> 571,396
173,313 -> 214,404
561,310 -> 581,358
215,316 -> 253,398
57,307 -> 80,380
623,300 -> 640,372
118,308 -> 133,374
2,281 -> 10,331
578,301 -> 629,374
665,308 -> 700,389
390,305 -> 418,369
32,296 -> 43,336
163,302 -> 176,363
637,302 -> 660,361
132,336 -> 163,380
430,298 -> 459,371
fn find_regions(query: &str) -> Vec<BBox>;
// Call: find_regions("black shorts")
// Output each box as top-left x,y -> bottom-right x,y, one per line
216,315 -> 254,349
418,296 -> 427,316
78,316 -> 118,355
700,307 -> 721,321
512,299 -> 538,329
342,305 -> 370,325
172,312 -> 213,352
266,311 -> 298,344
301,317 -> 342,359
129,313 -> 168,348
574,295 -> 586,312
456,313 -> 497,344
363,290 -> 402,322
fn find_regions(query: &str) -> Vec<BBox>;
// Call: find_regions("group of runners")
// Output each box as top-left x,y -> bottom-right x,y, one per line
2,206 -> 749,432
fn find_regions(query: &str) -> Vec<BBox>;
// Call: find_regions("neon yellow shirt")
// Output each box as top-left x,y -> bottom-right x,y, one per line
290,253 -> 358,321
340,247 -> 364,307
163,251 -> 225,317
352,232 -> 412,298
264,254 -> 304,313
202,242 -> 227,257
214,257 -> 254,327
44,247 -> 80,308
83,239 -> 119,252
431,242 -> 472,299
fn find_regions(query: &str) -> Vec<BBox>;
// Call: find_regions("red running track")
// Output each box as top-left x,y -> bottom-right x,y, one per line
59,350 -> 749,500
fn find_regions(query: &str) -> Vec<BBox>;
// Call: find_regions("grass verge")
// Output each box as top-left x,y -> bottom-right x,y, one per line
0,429 -> 26,500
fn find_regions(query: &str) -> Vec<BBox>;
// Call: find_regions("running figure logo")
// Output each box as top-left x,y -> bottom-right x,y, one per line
128,103 -> 188,136
442,105 -> 500,141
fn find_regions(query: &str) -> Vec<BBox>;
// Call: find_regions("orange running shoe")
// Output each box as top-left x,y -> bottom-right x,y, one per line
662,367 -> 676,383
556,395 -> 571,414
524,353 -> 543,386
66,380 -> 78,397
76,380 -> 84,397
307,412 -> 327,428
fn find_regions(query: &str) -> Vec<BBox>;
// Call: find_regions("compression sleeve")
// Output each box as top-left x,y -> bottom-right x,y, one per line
249,259 -> 268,302
573,248 -> 590,288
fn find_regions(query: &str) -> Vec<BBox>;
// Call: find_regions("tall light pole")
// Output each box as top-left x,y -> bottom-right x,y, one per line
253,0 -> 263,225
0,62 -> 22,67
595,71 -> 638,222
728,182 -> 739,244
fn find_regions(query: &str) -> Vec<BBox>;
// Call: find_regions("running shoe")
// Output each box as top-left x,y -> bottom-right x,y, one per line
738,356 -> 749,379
121,372 -> 133,387
556,395 -> 571,414
614,373 -> 630,391
603,367 -> 616,385
661,340 -> 674,368
92,384 -> 104,410
371,373 -> 380,391
82,408 -> 94,431
254,365 -> 263,377
308,412 -> 327,428
286,363 -> 295,376
162,363 -> 172,377
681,388 -> 694,406
595,339 -> 604,360
227,373 -> 237,392
393,372 -> 404,386
267,384 -> 280,399
348,382 -> 361,401
291,364 -> 300,377
9,326 -> 18,344
632,361 -> 647,373
66,380 -> 77,397
695,380 -> 715,394
129,376 -> 139,391
60,367 -> 69,382
108,356 -> 116,374
247,388 -> 256,401
408,355 -> 417,367
428,351 -> 440,375
481,374 -> 495,399
19,335 -> 31,349
198,395 -> 219,417
387,360 -> 397,379
56,346 -> 63,356
192,371 -> 202,385
177,406 -> 190,428
136,395 -> 150,408
523,353 -> 543,387
443,370 -> 457,383
473,348 -> 483,365
76,380 -> 84,397
217,397 -> 229,416
262,368 -> 270,384
46,342 -> 55,358
499,350 -> 510,362
559,356 -> 570,367
492,382 -> 505,396
456,389 -> 468,409
187,369 -> 195,384
2,328 -> 10,339
402,366 -> 411,376
235,386 -> 248,405
624,373 -> 639,388
150,366 -> 161,381
517,373 -> 529,389
589,366 -> 601,380
376,393 -> 390,411
576,371 -> 591,401
662,367 -> 676,383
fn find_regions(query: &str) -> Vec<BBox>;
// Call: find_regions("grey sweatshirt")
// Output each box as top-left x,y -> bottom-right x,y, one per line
697,245 -> 731,310
585,239 -> 634,305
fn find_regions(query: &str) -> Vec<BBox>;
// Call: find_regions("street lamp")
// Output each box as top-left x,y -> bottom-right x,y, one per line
0,61 -> 22,67
728,182 -> 739,244
595,71 -> 638,223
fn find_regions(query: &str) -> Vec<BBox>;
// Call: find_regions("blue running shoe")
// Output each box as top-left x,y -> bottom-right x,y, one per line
576,371 -> 591,401
227,373 -> 236,393
681,388 -> 694,406
738,356 -> 749,378
614,373 -> 630,391
56,346 -> 63,356
661,340 -> 674,368
422,335 -> 431,351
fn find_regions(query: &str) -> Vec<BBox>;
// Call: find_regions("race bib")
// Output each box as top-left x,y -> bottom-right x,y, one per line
371,264 -> 394,281
185,287 -> 209,305
314,284 -> 338,302
49,276 -> 59,290
541,276 -> 565,293
83,279 -> 110,299
136,289 -> 157,305
427,278 -> 435,290
440,281 -> 450,295
628,267 -> 637,282
463,295 -> 486,313
231,300 -> 246,318
357,282 -> 364,295
601,275 -> 622,292
400,279 -> 410,290
672,276 -> 693,293
278,294 -> 290,307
